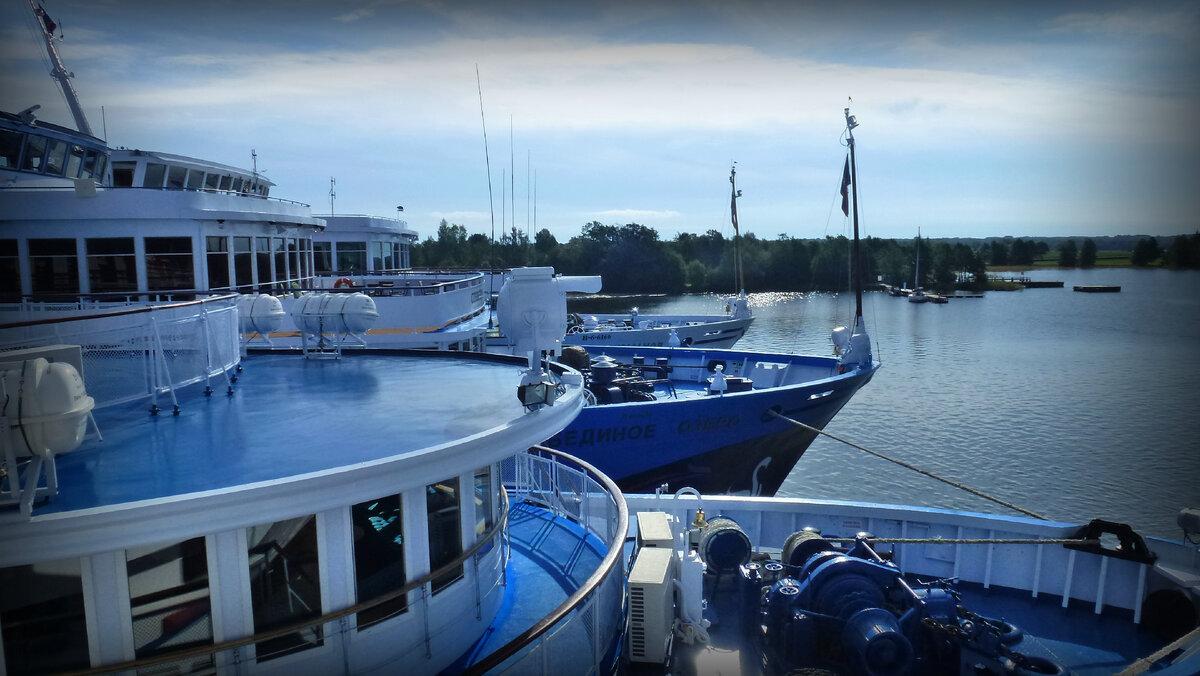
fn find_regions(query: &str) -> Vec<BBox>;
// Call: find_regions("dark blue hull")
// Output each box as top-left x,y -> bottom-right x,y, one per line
546,346 -> 878,496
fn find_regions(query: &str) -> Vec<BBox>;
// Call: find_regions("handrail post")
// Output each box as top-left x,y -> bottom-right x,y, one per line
592,592 -> 601,676
421,583 -> 432,658
473,552 -> 482,620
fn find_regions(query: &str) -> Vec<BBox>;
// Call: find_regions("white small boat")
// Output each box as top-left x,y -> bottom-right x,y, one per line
564,292 -> 753,349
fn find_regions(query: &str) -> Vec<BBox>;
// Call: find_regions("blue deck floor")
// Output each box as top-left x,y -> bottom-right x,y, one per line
449,501 -> 608,673
35,353 -> 533,514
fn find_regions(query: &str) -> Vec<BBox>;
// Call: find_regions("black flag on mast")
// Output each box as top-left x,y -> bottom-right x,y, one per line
840,157 -> 851,217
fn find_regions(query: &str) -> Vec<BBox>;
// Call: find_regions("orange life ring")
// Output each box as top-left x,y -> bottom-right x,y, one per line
334,277 -> 354,289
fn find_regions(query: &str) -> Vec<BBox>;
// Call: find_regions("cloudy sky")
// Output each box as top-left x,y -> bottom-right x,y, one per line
3,1 -> 1197,242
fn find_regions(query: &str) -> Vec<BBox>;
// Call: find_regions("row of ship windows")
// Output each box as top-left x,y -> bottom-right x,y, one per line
0,128 -> 108,180
111,161 -> 270,197
0,238 -> 412,299
0,468 -> 498,675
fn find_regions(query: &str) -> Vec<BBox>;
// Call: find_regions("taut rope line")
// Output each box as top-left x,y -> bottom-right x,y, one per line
768,409 -> 1050,521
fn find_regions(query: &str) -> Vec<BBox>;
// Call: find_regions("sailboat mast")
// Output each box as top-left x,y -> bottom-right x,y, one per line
28,0 -> 94,137
845,107 -> 863,322
915,228 -> 921,290
730,163 -> 744,293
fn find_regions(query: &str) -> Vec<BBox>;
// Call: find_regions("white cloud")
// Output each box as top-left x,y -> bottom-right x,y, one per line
335,8 -> 377,23
1048,8 -> 1199,40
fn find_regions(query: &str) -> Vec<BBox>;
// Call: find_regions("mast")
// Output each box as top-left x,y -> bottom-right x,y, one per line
915,228 -> 921,290
729,163 -> 744,293
28,0 -> 94,137
844,105 -> 863,323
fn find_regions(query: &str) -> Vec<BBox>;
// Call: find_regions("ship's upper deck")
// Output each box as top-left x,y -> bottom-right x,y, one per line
49,353 -> 544,512
1,347 -> 583,565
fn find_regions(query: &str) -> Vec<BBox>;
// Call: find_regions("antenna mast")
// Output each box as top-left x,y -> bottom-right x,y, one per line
28,0 -> 93,136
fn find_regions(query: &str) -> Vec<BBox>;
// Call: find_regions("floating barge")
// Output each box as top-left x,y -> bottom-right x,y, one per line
1073,285 -> 1121,293
990,276 -> 1065,288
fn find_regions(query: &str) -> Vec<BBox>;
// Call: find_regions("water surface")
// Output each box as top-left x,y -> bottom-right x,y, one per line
571,268 -> 1200,539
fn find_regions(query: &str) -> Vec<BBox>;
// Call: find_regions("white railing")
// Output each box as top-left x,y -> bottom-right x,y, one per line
475,448 -> 629,676
0,295 -> 241,412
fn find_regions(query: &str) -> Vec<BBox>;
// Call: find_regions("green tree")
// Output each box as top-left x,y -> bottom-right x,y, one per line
1008,239 -> 1036,266
1079,239 -> 1098,268
1058,240 -> 1078,267
989,240 -> 1009,266
1131,237 -> 1160,266
1164,234 -> 1200,268
683,259 -> 708,289
532,228 -> 558,266
929,243 -> 956,291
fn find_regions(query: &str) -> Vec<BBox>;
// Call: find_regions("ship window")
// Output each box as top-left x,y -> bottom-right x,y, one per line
206,236 -> 231,290
166,165 -> 186,189
126,537 -> 213,668
286,238 -> 299,284
0,558 -> 90,674
22,134 -> 47,172
474,467 -> 496,555
0,239 -> 19,300
232,177 -> 243,193
87,237 -> 138,294
335,241 -> 366,274
65,144 -> 85,178
0,128 -> 24,168
204,172 -> 219,191
219,175 -> 232,191
44,138 -> 68,176
313,242 -> 332,274
234,236 -> 253,290
273,237 -> 287,284
144,163 -> 167,188
81,149 -> 102,180
371,241 -> 395,272
29,238 -> 79,295
246,515 -> 323,662
255,237 -> 271,291
112,161 -> 136,187
185,170 -> 203,190
352,495 -> 408,629
145,236 -> 195,293
93,153 -> 107,181
427,478 -> 463,594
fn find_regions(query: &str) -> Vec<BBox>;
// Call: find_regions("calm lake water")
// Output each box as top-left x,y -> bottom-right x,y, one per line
571,268 -> 1200,539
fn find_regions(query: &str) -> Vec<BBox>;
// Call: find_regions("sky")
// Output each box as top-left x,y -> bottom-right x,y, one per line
2,0 -> 1198,243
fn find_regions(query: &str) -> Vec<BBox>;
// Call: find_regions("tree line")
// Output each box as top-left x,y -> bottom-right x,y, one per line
410,220 -> 1200,294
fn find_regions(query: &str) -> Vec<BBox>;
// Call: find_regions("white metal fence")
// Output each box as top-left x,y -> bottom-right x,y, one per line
0,295 -> 241,412
486,449 -> 628,676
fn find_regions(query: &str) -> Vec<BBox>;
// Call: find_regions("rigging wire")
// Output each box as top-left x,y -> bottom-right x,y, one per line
768,409 -> 1050,521
475,65 -> 497,314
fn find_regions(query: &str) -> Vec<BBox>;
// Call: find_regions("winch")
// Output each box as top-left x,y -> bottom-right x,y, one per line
741,531 -> 1064,676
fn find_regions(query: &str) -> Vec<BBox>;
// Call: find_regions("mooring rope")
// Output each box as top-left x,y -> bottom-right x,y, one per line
1116,625 -> 1200,676
768,409 -> 1050,520
821,537 -> 1093,545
